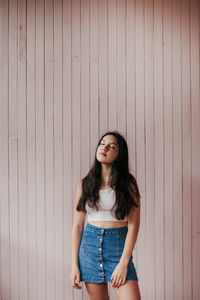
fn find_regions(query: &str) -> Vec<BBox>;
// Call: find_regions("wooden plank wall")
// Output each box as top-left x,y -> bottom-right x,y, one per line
0,0 -> 199,299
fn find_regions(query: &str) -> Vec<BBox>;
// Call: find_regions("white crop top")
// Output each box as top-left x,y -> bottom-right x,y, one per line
85,189 -> 128,222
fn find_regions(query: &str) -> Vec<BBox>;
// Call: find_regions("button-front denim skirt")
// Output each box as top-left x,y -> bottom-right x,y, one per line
78,223 -> 138,283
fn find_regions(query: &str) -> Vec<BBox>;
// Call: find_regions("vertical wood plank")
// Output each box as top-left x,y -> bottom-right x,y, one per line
35,0 -> 46,299
27,0 -> 37,299
181,0 -> 192,299
127,0 -> 136,175
54,0 -> 64,299
154,0 -> 164,299
190,0 -> 200,299
63,0 -> 73,298
172,1 -> 183,299
18,0 -> 28,299
117,0 -> 126,134
89,0 -> 99,164
144,0 -> 155,300
45,0 -> 55,298
0,1 -> 10,299
80,0 -> 90,178
99,0 -> 108,134
108,0 -> 117,130
9,0 -> 19,298
163,0 -> 174,299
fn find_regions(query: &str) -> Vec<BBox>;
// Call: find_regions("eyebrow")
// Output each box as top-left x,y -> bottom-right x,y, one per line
101,139 -> 118,146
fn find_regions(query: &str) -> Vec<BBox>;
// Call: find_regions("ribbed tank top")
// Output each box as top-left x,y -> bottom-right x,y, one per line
85,189 -> 128,222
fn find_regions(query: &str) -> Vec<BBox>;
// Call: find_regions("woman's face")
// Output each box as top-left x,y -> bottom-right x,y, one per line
96,135 -> 119,164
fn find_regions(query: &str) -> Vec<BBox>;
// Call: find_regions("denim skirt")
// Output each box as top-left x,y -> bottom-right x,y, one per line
78,223 -> 138,283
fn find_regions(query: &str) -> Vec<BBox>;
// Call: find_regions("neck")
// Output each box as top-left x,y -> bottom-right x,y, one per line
101,164 -> 112,185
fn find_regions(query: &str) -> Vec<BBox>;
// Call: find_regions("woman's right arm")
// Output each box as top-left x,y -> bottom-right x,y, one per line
70,179 -> 86,289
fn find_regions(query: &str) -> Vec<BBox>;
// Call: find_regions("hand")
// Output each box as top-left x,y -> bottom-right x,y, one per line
70,266 -> 82,289
111,262 -> 128,288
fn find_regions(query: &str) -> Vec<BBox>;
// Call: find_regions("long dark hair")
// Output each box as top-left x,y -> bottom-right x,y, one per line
76,131 -> 141,220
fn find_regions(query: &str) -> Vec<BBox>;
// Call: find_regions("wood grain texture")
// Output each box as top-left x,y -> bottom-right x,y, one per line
0,0 -> 199,299
36,0 -> 46,299
0,1 -> 10,300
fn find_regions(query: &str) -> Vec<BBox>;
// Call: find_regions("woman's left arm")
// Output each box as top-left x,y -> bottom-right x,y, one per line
111,194 -> 140,288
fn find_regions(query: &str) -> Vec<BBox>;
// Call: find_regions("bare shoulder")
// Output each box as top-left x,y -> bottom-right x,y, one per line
74,179 -> 83,206
73,179 -> 86,228
128,182 -> 140,225
76,178 -> 83,193
130,180 -> 141,207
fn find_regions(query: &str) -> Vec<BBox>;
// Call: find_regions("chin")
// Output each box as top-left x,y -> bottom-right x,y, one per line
97,158 -> 106,163
96,156 -> 104,161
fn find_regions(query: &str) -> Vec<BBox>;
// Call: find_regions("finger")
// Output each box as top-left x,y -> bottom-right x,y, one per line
72,277 -> 76,288
115,276 -> 124,288
74,284 -> 81,290
112,275 -> 118,287
116,277 -> 123,288
74,283 -> 82,290
75,275 -> 82,289
115,276 -> 121,287
72,280 -> 76,288
71,275 -> 80,289
73,280 -> 82,290
75,274 -> 80,285
120,277 -> 126,287
70,276 -> 75,287
114,279 -> 121,288
111,276 -> 116,287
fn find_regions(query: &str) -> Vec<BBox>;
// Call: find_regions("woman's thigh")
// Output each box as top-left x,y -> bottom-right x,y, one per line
114,280 -> 141,300
85,282 -> 110,300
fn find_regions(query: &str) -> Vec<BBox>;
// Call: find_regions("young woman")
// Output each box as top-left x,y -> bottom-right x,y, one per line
70,131 -> 141,300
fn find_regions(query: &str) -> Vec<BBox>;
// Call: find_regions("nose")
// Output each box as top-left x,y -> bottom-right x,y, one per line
102,145 -> 108,152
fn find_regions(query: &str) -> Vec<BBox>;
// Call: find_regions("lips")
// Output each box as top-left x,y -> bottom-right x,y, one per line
99,152 -> 106,156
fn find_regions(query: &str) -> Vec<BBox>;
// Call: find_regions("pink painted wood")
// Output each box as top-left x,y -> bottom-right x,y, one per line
44,0 -> 55,299
163,0 -> 174,299
36,0 -> 46,299
0,0 -> 199,299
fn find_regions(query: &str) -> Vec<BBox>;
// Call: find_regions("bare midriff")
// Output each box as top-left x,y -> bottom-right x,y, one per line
88,221 -> 128,228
